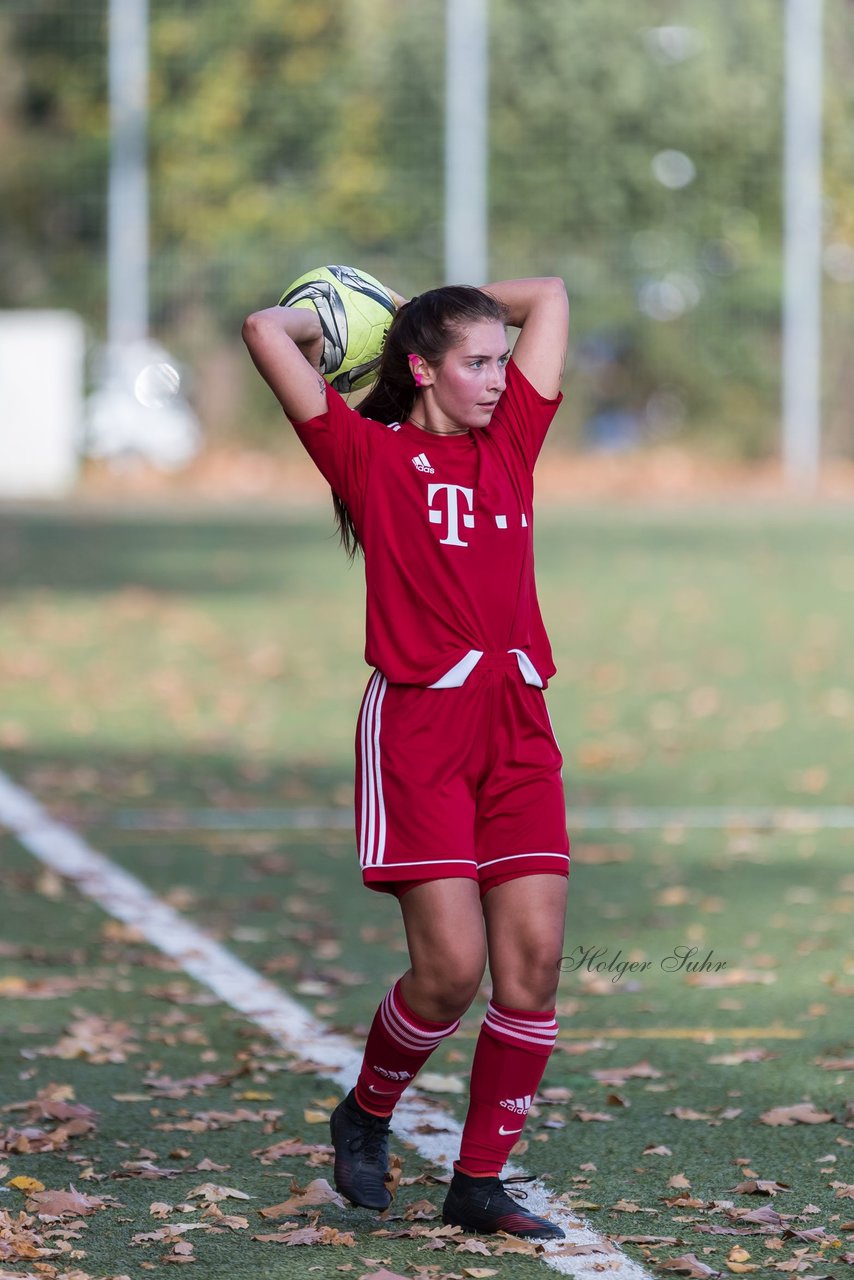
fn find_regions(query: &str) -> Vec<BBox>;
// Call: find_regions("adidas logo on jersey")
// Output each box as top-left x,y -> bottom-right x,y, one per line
499,1095 -> 532,1115
411,452 -> 434,474
372,1066 -> 414,1081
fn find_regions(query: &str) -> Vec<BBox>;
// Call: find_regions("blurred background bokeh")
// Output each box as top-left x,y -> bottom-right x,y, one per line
1,0 -> 853,495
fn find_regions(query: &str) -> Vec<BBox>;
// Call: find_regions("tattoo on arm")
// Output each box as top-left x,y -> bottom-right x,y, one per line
317,375 -> 326,396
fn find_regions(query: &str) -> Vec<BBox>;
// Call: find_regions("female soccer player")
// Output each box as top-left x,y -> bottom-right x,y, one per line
243,276 -> 570,1240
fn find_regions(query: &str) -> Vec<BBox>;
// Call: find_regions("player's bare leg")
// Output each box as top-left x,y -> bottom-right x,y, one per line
397,877 -> 487,1021
482,872 -> 568,1010
442,872 -> 568,1240
331,878 -> 484,1210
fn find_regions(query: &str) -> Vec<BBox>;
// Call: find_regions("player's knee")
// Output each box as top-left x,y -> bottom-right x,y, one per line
497,947 -> 563,1010
410,954 -> 485,1021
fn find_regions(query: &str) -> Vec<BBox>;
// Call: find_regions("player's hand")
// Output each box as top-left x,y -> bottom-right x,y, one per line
387,288 -> 408,310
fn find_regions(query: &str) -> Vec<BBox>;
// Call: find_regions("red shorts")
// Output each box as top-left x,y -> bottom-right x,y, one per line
355,652 -> 570,895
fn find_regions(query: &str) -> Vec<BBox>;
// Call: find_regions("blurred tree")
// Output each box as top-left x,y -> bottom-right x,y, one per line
0,0 -> 851,455
0,2 -> 108,322
489,0 -> 786,452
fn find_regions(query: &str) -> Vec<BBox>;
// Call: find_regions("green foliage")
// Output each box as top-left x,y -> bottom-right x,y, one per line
0,0 -> 852,454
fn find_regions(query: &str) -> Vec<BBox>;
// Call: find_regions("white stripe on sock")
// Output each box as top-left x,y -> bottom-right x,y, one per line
484,1003 -> 558,1050
379,988 -> 459,1053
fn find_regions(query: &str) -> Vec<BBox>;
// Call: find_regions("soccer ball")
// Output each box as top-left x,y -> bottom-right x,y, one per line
279,265 -> 396,393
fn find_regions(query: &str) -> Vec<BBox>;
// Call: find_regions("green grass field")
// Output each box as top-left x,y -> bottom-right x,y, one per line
1,502 -> 853,1280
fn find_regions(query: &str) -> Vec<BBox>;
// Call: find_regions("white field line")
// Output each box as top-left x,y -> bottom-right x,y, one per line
109,803 -> 854,832
0,769 -> 653,1280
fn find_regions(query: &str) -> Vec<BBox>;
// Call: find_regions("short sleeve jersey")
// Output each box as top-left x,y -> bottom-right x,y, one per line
291,358 -> 562,688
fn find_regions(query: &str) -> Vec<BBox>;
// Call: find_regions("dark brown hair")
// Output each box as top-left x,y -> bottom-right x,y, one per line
331,286 -> 508,561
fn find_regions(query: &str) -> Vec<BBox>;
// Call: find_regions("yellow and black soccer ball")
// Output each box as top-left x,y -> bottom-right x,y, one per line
279,265 -> 396,392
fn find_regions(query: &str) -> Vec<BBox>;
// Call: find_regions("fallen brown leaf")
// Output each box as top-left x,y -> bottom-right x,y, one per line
143,1071 -> 230,1099
402,1199 -> 439,1221
729,1180 -> 790,1196
455,1237 -> 492,1255
591,1061 -> 663,1085
707,1048 -> 774,1065
493,1232 -> 542,1254
759,1103 -> 834,1126
537,1086 -> 573,1103
6,1176 -> 45,1193
725,1205 -> 784,1226
115,1160 -> 183,1179
1,1086 -> 99,1128
161,1239 -> 195,1264
194,1157 -> 230,1172
131,1223 -> 208,1243
666,1107 -> 714,1121
26,1186 -> 117,1219
303,1108 -> 330,1124
203,1210 -> 249,1230
35,1015 -> 140,1064
610,1234 -> 679,1244
659,1251 -> 722,1277
417,1073 -> 465,1094
384,1154 -> 403,1203
252,1225 -> 356,1246
185,1182 -> 251,1203
781,1225 -> 831,1243
253,1138 -> 332,1164
0,974 -> 107,999
258,1179 -> 345,1217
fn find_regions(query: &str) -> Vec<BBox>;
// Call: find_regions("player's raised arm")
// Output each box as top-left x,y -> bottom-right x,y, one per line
479,277 -> 569,400
242,305 -> 328,423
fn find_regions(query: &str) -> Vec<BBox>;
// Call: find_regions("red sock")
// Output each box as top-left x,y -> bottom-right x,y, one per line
456,1000 -> 558,1177
354,979 -> 460,1117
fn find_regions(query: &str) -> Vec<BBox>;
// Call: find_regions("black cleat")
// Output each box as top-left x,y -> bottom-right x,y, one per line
442,1170 -> 565,1240
329,1089 -> 392,1211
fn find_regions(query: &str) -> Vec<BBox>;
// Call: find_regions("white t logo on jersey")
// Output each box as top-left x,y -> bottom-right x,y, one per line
427,483 -> 475,546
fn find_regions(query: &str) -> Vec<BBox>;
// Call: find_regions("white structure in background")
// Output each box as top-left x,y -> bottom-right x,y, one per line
85,340 -> 200,469
84,0 -> 200,473
0,311 -> 85,497
782,0 -> 824,490
444,0 -> 488,284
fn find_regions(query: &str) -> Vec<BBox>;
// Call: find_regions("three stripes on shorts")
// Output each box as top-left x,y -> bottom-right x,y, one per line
359,671 -> 388,867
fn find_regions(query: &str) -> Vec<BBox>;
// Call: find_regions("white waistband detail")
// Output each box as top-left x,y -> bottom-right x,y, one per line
427,648 -> 544,689
509,648 -> 544,688
427,649 -> 484,688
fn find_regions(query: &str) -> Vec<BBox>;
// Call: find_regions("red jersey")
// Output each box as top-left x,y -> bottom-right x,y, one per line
291,358 -> 562,688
